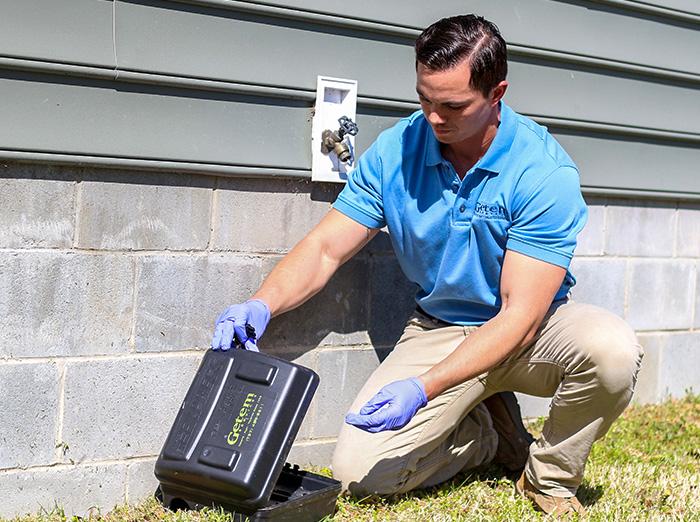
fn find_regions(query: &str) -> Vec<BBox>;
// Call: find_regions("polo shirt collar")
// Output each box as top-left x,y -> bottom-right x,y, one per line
423,101 -> 517,174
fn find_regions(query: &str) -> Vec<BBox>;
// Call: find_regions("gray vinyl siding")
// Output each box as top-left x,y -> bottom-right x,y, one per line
1,0 -> 698,196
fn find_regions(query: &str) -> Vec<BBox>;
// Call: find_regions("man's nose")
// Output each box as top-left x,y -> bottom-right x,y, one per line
427,108 -> 446,125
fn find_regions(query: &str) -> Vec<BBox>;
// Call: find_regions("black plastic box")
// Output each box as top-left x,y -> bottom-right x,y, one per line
155,348 -> 341,521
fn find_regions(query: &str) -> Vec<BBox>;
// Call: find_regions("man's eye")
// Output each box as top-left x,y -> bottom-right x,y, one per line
446,104 -> 465,110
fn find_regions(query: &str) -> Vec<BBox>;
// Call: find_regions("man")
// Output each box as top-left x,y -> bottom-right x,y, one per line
211,15 -> 643,516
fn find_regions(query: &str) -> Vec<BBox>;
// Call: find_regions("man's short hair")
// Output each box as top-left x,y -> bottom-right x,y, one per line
415,14 -> 508,97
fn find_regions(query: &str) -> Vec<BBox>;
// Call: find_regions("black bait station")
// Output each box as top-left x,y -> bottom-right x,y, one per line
155,348 -> 341,521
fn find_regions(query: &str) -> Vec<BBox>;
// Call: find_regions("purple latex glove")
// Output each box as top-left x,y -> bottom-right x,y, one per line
211,299 -> 271,351
345,377 -> 428,433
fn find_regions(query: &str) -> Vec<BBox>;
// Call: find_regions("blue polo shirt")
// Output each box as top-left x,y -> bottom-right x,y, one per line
333,102 -> 587,325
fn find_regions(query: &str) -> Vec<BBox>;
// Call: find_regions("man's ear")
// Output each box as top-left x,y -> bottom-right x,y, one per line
490,80 -> 508,107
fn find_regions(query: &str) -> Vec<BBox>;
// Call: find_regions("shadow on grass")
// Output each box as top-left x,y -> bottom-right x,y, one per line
345,464 -> 516,507
345,464 -> 606,510
577,481 -> 605,507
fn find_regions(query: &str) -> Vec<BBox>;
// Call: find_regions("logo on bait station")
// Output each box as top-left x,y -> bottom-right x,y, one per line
226,392 -> 263,447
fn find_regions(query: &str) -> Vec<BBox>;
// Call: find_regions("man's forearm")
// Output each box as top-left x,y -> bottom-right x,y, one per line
418,307 -> 539,400
246,209 -> 377,318
250,234 -> 340,317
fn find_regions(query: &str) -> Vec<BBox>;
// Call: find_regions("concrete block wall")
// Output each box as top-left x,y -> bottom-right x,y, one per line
0,161 -> 416,518
1,163 -> 699,517
519,197 -> 700,417
573,197 -> 700,402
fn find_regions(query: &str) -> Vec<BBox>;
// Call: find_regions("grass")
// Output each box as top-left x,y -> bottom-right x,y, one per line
6,396 -> 699,522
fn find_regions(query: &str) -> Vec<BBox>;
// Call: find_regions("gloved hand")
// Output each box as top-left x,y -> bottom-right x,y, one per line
211,299 -> 271,351
345,377 -> 428,433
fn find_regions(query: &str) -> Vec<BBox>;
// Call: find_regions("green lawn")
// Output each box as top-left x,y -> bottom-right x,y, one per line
8,396 -> 700,522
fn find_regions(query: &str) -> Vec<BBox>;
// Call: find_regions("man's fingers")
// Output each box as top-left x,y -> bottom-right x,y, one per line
233,324 -> 248,348
359,392 -> 390,415
344,412 -> 365,428
211,322 -> 224,350
344,411 -> 381,431
243,339 -> 259,352
359,401 -> 381,416
219,320 -> 235,351
364,404 -> 393,430
215,308 -> 229,325
345,404 -> 392,432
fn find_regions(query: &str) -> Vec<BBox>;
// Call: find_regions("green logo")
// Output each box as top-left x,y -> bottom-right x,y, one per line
226,393 -> 257,446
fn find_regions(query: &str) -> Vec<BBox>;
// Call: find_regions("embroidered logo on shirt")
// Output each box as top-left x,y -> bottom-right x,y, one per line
474,202 -> 507,220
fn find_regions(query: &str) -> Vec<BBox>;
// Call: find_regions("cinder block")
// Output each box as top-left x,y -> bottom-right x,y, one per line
658,333 -> 700,398
0,164 -> 75,248
61,355 -> 201,462
569,257 -> 626,317
134,254 -> 264,351
76,172 -> 213,251
635,333 -> 700,402
0,463 -> 126,519
288,440 -> 336,469
212,178 -> 336,253
0,252 -> 133,357
262,258 -> 371,350
313,348 -> 388,439
605,200 -> 675,257
285,350 -> 318,441
514,393 -> 551,420
368,256 -> 418,347
633,334 -> 662,404
677,203 -> 700,258
696,262 -> 700,329
126,458 -> 158,504
0,362 -> 59,470
627,260 -> 694,330
576,198 -> 605,255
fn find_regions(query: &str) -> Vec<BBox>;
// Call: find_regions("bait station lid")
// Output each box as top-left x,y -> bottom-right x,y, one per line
155,348 -> 339,517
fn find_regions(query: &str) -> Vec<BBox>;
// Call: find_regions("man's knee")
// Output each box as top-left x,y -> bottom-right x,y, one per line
331,426 -> 407,496
571,305 -> 643,395
331,431 -> 405,496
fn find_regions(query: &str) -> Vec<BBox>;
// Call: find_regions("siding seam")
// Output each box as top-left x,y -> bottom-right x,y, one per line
3,150 -> 700,202
2,48 -> 699,93
171,0 -> 700,30
587,0 -> 700,23
1,56 -> 698,143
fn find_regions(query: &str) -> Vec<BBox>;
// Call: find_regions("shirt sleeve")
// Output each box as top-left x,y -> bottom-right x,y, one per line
332,140 -> 386,229
506,166 -> 588,268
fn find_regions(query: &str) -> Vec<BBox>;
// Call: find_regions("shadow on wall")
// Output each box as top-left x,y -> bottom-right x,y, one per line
263,229 -> 418,360
0,161 -> 418,361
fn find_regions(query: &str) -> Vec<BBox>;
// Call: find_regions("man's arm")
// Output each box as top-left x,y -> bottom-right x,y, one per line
419,249 -> 566,399
344,249 -> 567,432
251,209 -> 379,317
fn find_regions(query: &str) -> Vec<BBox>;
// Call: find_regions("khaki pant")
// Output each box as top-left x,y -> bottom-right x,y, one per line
331,301 -> 643,498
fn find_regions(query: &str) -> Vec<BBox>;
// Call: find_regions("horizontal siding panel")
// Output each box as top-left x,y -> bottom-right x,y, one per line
114,1 -> 413,98
0,70 -> 401,169
553,130 -> 700,195
0,71 -> 310,168
115,1 -> 697,134
0,0 -> 115,68
628,0 -> 700,16
214,0 -> 700,74
1,69 -> 698,197
505,58 -> 698,135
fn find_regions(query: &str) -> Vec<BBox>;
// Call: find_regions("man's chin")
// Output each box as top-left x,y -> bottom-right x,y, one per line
433,129 -> 455,143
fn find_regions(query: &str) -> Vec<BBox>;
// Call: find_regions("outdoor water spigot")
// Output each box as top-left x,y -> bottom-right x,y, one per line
321,116 -> 359,163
